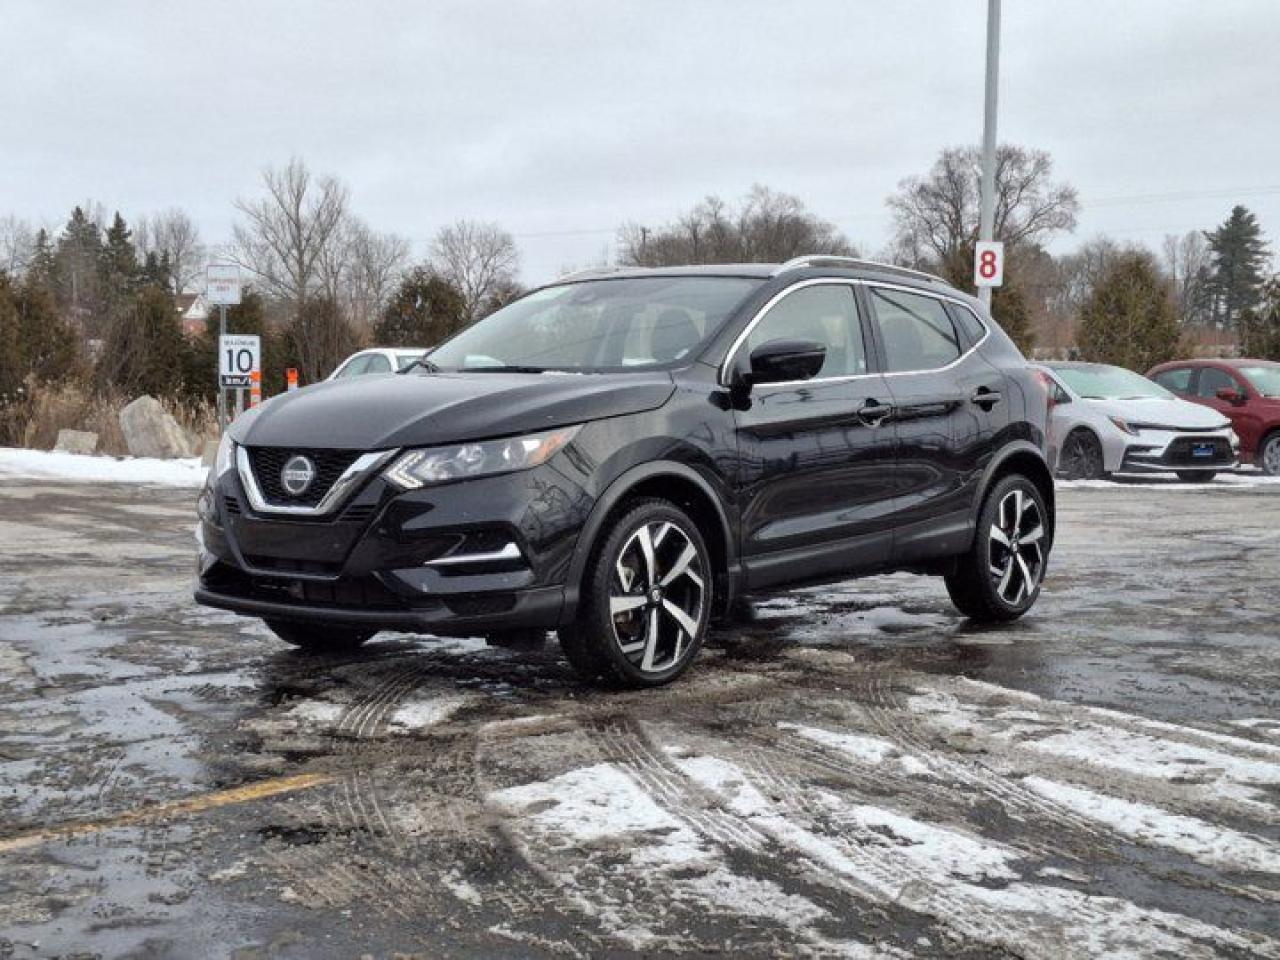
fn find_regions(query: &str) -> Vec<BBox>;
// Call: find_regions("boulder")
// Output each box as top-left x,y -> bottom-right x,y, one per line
54,429 -> 99,456
119,396 -> 190,459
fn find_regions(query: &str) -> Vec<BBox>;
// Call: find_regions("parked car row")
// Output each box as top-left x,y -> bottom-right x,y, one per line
1035,358 -> 1280,481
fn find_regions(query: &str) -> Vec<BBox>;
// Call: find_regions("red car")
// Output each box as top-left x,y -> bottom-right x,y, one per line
1146,359 -> 1280,475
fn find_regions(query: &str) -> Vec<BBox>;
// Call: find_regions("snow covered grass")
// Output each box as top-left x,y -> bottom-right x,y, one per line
0,447 -> 206,487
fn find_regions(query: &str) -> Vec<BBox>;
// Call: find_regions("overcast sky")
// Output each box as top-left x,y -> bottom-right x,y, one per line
4,0 -> 1279,283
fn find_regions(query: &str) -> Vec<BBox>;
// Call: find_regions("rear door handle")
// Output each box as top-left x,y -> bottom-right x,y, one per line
856,399 -> 893,426
970,387 -> 1002,409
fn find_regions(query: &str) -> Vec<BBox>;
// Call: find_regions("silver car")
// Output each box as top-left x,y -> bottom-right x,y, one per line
1036,362 -> 1239,482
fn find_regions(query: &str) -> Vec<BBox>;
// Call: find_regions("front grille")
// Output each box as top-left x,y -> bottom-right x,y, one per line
1164,437 -> 1232,466
247,447 -> 364,507
223,495 -> 241,516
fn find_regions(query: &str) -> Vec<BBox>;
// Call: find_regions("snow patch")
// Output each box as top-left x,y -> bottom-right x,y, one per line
779,723 -> 931,776
1024,777 -> 1280,874
0,447 -> 206,487
386,696 -> 467,734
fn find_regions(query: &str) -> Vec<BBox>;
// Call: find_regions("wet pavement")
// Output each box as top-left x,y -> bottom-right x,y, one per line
1,477 -> 1278,958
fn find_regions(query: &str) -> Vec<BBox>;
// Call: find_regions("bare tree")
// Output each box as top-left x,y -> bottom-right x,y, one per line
1162,231 -> 1213,326
318,217 -> 410,333
0,216 -> 35,277
428,220 -> 520,322
618,185 -> 855,267
231,158 -> 349,317
136,208 -> 206,294
887,145 -> 1079,285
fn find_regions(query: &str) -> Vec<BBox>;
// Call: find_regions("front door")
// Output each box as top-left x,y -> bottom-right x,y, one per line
730,282 -> 897,588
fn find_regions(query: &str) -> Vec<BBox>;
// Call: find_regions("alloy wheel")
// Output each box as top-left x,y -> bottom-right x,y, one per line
987,488 -> 1046,605
1060,433 -> 1101,480
1264,436 -> 1280,476
608,520 -> 706,674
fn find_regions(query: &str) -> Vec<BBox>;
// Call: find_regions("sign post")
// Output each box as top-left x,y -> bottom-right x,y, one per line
976,0 -> 1001,308
206,265 -> 243,430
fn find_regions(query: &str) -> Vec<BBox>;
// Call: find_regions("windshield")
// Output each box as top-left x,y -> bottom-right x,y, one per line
425,276 -> 762,373
1238,364 -> 1280,397
1052,365 -> 1173,400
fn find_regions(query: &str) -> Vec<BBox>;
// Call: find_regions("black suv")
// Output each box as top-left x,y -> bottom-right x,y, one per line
196,257 -> 1054,686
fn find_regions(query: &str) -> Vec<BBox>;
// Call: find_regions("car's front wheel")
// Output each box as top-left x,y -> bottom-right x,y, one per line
1058,429 -> 1107,480
265,619 -> 373,652
559,498 -> 711,687
945,475 -> 1049,623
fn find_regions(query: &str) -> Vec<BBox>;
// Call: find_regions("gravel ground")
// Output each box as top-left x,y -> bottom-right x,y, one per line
0,476 -> 1278,958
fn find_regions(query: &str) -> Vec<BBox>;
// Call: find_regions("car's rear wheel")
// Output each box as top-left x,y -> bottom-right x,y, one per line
1259,431 -> 1280,476
1175,471 -> 1217,483
264,619 -> 373,652
945,474 -> 1049,623
1058,429 -> 1106,480
559,498 -> 710,687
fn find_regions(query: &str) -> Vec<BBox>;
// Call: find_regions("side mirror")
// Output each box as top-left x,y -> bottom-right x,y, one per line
1215,387 -> 1246,405
744,338 -> 826,387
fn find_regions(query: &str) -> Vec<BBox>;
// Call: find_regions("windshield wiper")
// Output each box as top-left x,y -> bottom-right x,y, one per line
399,357 -> 440,375
462,365 -> 547,374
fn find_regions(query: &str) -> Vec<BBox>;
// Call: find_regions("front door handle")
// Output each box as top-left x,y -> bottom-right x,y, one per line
970,387 -> 1002,410
856,399 -> 893,427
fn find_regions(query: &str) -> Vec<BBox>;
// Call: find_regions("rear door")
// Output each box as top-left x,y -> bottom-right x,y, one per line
731,281 -> 898,588
865,283 -> 1003,563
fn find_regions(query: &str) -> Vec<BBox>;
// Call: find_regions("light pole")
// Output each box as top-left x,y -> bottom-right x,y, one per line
977,0 -> 1001,308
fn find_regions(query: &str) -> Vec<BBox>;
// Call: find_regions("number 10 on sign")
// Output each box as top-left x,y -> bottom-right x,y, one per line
974,241 -> 1004,287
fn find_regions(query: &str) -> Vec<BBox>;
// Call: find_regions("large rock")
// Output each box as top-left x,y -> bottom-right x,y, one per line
54,429 -> 99,455
119,396 -> 191,459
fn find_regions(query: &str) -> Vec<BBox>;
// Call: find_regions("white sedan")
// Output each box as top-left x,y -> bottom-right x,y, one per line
327,348 -> 430,380
1035,362 -> 1239,482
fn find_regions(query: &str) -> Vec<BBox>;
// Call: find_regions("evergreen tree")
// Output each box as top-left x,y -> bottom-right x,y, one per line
1204,205 -> 1270,328
373,268 -> 467,347
16,278 -> 78,381
99,212 -> 139,302
991,281 -> 1034,355
1240,279 -> 1280,361
0,276 -> 22,408
54,206 -> 105,332
99,284 -> 184,397
186,291 -> 277,401
29,229 -> 56,287
1077,251 -> 1183,371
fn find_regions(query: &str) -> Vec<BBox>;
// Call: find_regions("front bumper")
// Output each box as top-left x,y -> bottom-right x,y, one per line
194,450 -> 595,636
1117,431 -> 1239,474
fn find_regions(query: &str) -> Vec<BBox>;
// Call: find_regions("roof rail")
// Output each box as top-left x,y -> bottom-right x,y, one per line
771,255 -> 947,285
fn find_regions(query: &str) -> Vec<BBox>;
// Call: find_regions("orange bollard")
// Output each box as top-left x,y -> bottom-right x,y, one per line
249,369 -> 262,408
286,368 -> 299,392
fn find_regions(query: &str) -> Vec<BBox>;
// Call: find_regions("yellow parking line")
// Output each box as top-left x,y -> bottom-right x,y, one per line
0,772 -> 333,855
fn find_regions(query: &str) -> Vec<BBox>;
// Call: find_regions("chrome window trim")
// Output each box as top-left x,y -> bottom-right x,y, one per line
718,278 -> 990,388
235,446 -> 398,517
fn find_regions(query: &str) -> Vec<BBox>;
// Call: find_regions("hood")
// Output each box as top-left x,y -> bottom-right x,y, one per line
1084,396 -> 1231,430
232,371 -> 676,450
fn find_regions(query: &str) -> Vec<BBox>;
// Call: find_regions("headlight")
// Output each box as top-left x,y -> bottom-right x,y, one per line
384,426 -> 581,490
214,433 -> 236,477
1108,415 -> 1139,436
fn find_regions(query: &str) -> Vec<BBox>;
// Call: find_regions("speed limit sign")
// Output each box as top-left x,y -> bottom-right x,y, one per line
219,334 -> 261,388
974,241 -> 1004,287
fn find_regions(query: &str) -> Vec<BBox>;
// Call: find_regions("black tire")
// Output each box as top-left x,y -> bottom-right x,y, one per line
485,629 -> 548,649
558,497 -> 711,687
1175,471 -> 1216,483
264,619 -> 373,652
1259,431 -> 1280,476
945,474 -> 1049,623
1057,429 -> 1107,481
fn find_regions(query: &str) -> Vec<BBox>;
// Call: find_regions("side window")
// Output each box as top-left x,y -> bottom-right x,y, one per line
333,355 -> 369,378
870,288 -> 962,372
745,285 -> 866,379
364,354 -> 392,374
948,303 -> 987,347
1049,380 -> 1071,404
1195,367 -> 1236,398
1153,368 -> 1193,393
